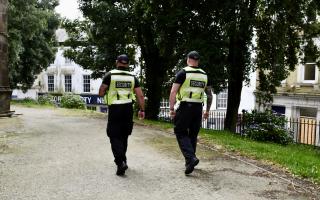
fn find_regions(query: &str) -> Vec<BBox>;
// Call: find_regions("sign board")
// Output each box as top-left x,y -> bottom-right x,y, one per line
80,94 -> 105,105
38,93 -> 106,105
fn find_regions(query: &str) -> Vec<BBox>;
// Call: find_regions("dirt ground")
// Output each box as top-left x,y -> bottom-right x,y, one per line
0,106 -> 319,200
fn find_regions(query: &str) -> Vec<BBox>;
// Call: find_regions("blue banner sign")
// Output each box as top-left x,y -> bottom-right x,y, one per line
80,94 -> 105,105
38,93 -> 106,105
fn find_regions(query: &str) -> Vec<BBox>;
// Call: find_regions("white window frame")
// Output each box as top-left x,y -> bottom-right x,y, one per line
48,75 -> 55,92
301,62 -> 318,84
83,75 -> 91,93
64,74 -> 72,92
216,89 -> 228,109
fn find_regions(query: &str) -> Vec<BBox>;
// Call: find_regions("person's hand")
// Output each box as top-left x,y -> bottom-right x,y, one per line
138,110 -> 145,120
203,111 -> 209,120
170,110 -> 176,119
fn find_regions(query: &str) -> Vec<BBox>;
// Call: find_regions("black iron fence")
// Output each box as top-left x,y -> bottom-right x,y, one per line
287,117 -> 318,146
158,107 -> 320,147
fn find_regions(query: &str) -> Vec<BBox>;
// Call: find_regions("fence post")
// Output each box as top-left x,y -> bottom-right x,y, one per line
317,120 -> 320,147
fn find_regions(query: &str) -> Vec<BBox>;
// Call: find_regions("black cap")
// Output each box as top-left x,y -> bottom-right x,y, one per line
117,54 -> 129,64
187,51 -> 200,60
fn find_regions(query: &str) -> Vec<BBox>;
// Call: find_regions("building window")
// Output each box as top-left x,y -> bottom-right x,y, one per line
217,89 -> 228,109
160,99 -> 169,108
65,58 -> 72,64
48,75 -> 54,92
83,75 -> 91,92
303,63 -> 316,81
65,75 -> 72,92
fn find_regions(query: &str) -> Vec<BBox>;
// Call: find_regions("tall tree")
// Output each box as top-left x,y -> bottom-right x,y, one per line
8,0 -> 60,91
223,0 -> 257,132
64,0 -> 319,129
223,0 -> 320,131
133,0 -> 191,119
64,0 -> 228,119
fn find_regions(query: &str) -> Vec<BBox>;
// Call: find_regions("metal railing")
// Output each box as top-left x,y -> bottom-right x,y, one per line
287,117 -> 319,146
158,107 -> 320,146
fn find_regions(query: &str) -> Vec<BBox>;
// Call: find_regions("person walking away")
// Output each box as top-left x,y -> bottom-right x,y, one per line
169,51 -> 213,175
99,54 -> 145,176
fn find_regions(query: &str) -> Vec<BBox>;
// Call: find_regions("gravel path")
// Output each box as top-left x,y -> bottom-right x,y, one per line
0,106 -> 318,200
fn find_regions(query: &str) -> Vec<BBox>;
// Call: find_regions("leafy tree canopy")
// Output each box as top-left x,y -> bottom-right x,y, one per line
63,0 -> 228,119
63,0 -> 319,125
8,0 -> 60,91
255,0 -> 320,106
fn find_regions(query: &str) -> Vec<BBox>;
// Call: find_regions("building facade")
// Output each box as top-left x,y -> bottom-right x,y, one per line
12,29 -> 105,111
271,38 -> 320,146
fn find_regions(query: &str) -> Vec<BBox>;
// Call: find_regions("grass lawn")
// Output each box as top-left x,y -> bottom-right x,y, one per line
11,99 -> 55,108
139,119 -> 320,184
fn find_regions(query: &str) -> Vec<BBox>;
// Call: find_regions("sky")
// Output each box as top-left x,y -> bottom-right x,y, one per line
55,0 -> 82,20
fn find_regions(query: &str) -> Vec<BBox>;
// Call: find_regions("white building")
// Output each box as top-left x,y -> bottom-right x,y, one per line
12,29 -> 105,110
210,72 -> 256,113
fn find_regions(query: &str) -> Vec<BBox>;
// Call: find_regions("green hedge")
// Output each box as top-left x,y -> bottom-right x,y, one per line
243,110 -> 294,145
60,94 -> 85,109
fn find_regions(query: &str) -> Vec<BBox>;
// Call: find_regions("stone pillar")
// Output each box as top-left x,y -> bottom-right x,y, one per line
285,105 -> 297,141
0,0 -> 12,116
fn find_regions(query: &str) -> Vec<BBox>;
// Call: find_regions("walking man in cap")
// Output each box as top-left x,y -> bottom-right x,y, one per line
99,54 -> 145,176
169,51 -> 213,175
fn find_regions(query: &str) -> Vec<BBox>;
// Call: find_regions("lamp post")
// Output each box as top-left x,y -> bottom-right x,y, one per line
0,0 -> 12,116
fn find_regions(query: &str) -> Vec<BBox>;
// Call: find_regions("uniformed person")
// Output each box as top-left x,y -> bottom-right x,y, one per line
99,54 -> 145,176
169,51 -> 213,175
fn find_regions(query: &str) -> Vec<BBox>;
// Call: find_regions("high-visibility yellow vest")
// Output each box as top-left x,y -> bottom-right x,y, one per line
104,69 -> 135,105
177,66 -> 207,103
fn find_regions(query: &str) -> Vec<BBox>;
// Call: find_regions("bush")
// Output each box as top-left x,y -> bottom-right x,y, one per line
243,110 -> 294,145
19,97 -> 38,104
60,94 -> 85,109
37,95 -> 54,105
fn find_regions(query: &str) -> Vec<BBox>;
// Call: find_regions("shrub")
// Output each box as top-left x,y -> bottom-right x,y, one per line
37,95 -> 54,105
243,110 -> 294,145
19,97 -> 38,104
60,94 -> 85,109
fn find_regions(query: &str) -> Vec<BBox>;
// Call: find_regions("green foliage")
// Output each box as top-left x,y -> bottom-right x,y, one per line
8,0 -> 60,91
60,94 -> 85,109
14,98 -> 38,104
11,98 -> 40,107
63,0 -> 229,119
255,0 -> 320,106
37,95 -> 54,105
63,0 -> 319,126
243,110 -> 293,145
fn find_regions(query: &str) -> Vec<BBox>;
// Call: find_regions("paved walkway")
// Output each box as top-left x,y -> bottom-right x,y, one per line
0,106 -> 318,200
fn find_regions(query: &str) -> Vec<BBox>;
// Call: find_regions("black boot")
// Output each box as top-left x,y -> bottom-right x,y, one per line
185,157 -> 199,175
116,161 -> 128,176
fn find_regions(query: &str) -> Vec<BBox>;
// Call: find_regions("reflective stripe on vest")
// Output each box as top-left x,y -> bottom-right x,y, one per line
177,66 -> 207,103
104,69 -> 135,105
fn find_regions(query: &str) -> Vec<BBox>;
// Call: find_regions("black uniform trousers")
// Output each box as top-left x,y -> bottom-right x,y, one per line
107,103 -> 133,166
174,102 -> 202,164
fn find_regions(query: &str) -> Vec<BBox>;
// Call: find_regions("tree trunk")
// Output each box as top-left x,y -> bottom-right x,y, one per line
0,0 -> 12,116
225,71 -> 243,132
144,59 -> 165,119
136,22 -> 167,120
225,32 -> 245,132
224,1 -> 257,132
